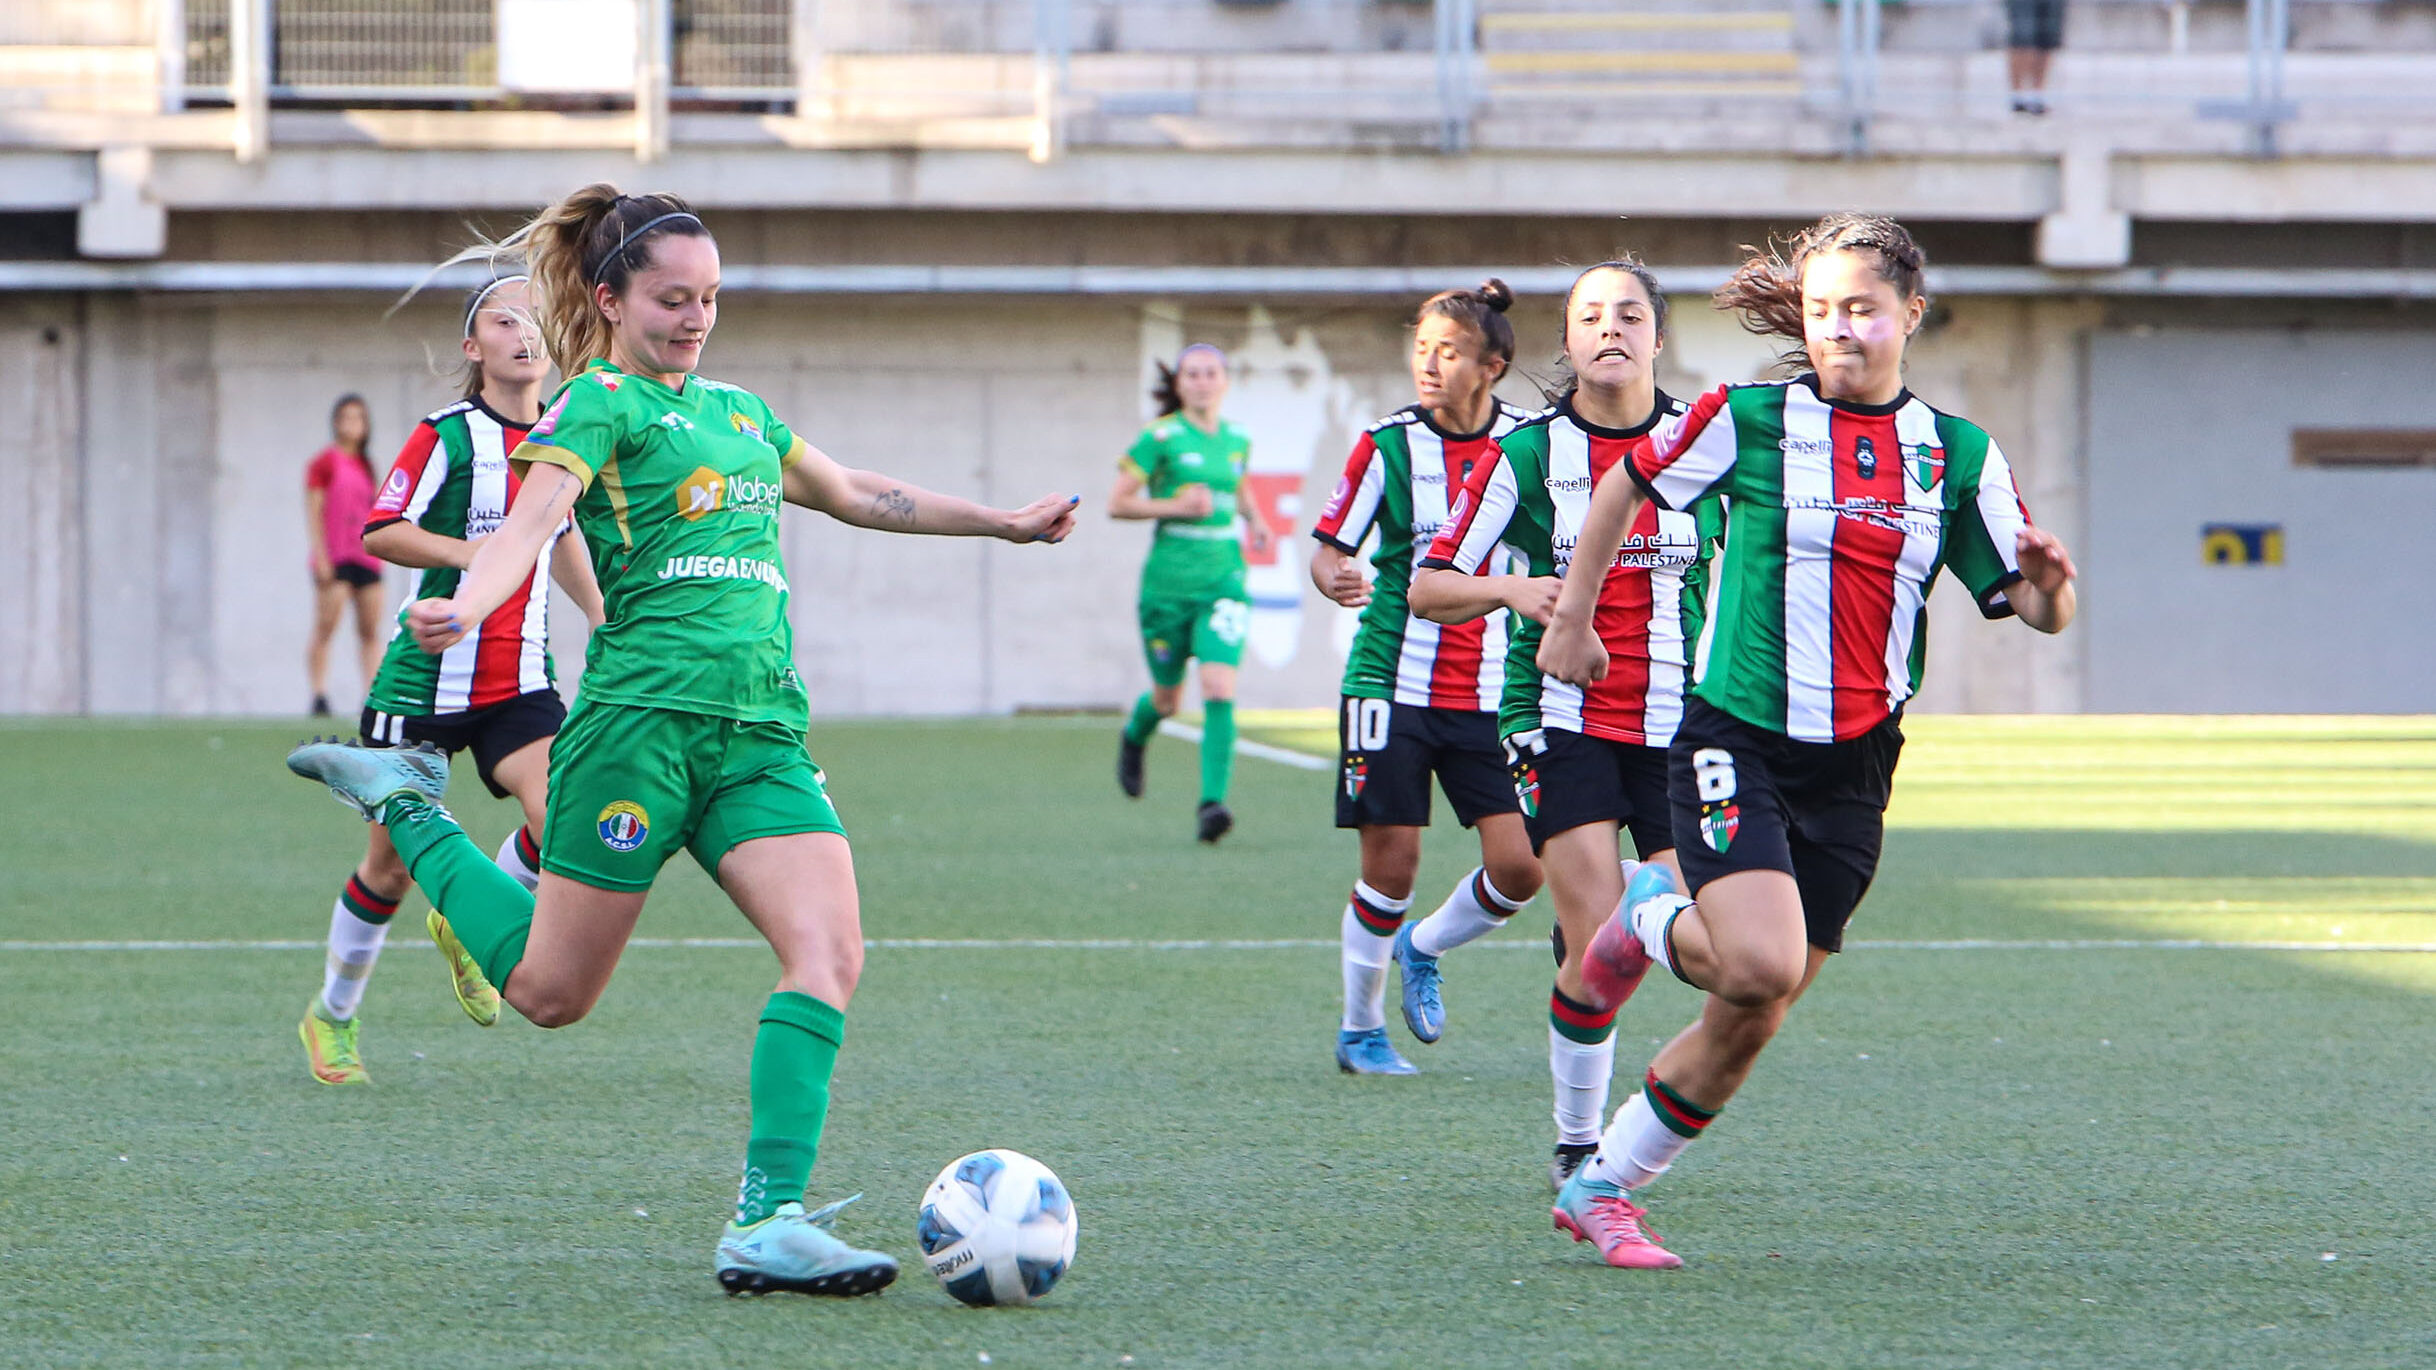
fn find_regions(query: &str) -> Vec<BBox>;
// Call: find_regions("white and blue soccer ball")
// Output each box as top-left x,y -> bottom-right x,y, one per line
916,1149 -> 1078,1307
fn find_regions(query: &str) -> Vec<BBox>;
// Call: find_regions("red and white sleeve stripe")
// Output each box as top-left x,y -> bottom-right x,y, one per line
1632,385 -> 1740,512
1421,447 -> 1520,574
367,422 -> 448,532
1311,432 -> 1387,552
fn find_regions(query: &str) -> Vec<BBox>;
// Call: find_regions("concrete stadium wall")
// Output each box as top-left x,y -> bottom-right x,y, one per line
0,285 -> 2127,720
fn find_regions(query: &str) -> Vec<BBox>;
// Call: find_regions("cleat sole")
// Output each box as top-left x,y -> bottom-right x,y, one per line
717,1263 -> 898,1298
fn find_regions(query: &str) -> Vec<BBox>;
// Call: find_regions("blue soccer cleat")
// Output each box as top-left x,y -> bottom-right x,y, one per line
1391,923 -> 1446,1044
286,737 -> 448,821
716,1195 -> 899,1297
1335,1027 -> 1417,1076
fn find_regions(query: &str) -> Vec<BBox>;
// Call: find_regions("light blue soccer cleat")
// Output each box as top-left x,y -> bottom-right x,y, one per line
286,737 -> 449,821
715,1196 -> 899,1298
1390,924 -> 1446,1044
1335,1027 -> 1417,1076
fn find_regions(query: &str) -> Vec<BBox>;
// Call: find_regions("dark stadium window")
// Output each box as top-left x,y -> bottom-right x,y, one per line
2290,430 -> 2436,469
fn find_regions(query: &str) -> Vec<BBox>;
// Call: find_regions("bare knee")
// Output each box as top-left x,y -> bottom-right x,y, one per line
518,991 -> 595,1030
1708,958 -> 1806,1011
1149,686 -> 1182,716
1357,828 -> 1422,901
358,846 -> 410,901
1485,857 -> 1542,903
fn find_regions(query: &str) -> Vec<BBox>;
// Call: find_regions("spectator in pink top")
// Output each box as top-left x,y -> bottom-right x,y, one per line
305,393 -> 387,716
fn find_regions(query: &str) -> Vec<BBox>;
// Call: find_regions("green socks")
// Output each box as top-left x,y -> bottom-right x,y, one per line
1122,692 -> 1163,747
737,990 -> 845,1225
1200,699 -> 1236,804
378,795 -> 536,989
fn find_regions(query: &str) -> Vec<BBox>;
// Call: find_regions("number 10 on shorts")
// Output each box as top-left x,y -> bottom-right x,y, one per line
1343,698 -> 1390,752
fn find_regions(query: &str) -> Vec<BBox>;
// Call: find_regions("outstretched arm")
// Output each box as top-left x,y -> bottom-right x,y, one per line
784,441 -> 1077,542
404,465 -> 583,654
363,520 -> 477,571
1536,469 -> 1649,686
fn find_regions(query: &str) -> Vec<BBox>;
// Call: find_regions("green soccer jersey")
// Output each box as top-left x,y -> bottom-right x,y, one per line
517,361 -> 808,727
1122,414 -> 1251,602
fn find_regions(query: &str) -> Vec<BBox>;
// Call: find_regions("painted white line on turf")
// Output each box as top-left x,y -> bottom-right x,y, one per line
8,938 -> 2436,954
1156,718 -> 1333,772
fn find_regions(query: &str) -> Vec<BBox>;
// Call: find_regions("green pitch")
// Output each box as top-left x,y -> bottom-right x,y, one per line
3,715 -> 2433,1367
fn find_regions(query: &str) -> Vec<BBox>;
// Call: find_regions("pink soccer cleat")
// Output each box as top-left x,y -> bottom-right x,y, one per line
1552,1169 -> 1684,1270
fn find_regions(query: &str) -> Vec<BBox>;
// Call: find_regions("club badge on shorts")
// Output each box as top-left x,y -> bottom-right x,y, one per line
1342,756 -> 1367,802
1700,801 -> 1740,853
597,799 -> 650,852
1514,764 -> 1542,819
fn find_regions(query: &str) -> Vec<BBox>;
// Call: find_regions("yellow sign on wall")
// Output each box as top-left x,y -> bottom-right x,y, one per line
2201,524 -> 2284,566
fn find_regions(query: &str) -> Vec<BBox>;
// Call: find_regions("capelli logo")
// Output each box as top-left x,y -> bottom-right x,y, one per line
1544,476 -> 1593,493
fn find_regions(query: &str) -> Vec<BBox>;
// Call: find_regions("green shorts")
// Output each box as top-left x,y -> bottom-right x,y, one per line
1138,591 -> 1250,688
542,700 -> 846,892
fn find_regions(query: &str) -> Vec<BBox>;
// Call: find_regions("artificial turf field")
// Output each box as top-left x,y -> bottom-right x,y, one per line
4,715 -> 2434,1369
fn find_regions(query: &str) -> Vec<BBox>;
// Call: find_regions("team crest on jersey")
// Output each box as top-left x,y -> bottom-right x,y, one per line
1906,443 -> 1946,489
597,800 -> 650,853
1343,756 -> 1368,802
1514,764 -> 1542,819
595,373 -> 623,392
1699,801 -> 1740,853
1854,435 -> 1879,481
730,412 -> 763,441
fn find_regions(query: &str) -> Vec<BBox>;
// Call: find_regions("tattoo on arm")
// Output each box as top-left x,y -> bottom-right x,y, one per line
870,487 -> 917,527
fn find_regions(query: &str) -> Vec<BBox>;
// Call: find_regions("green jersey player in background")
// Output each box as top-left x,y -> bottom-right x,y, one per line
298,275 -> 604,1086
1540,214 -> 2078,1270
287,185 -> 1079,1298
1109,344 -> 1278,843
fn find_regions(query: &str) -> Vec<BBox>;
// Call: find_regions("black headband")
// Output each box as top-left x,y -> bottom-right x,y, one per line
592,210 -> 702,282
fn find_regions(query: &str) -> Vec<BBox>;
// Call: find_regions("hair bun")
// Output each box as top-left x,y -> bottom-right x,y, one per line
1475,277 -> 1514,313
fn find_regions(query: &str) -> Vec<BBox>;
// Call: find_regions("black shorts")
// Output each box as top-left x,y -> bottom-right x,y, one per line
2005,0 -> 2064,50
330,562 -> 382,589
359,688 -> 567,800
1335,697 -> 1516,830
1668,697 -> 1904,954
1506,727 -> 1674,859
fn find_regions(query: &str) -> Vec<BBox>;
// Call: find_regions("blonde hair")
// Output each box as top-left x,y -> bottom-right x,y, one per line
404,183 -> 709,376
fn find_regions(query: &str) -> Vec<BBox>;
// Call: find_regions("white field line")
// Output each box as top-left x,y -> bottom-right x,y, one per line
1156,718 -> 1333,772
5,938 -> 2436,954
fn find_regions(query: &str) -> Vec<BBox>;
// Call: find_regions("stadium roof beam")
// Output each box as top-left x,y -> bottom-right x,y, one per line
8,260 -> 2436,299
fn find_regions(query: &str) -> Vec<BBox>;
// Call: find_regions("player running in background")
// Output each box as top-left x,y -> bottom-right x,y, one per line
1411,261 -> 1715,1188
1310,279 -> 1541,1076
298,275 -> 604,1086
1109,345 -> 1277,843
1541,215 -> 2077,1269
286,186 -> 1078,1296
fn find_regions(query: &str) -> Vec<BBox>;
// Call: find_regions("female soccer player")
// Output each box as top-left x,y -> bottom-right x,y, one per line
1411,261 -> 1714,1188
297,276 -> 604,1086
1310,279 -> 1541,1076
287,185 -> 1078,1296
1109,344 -> 1277,843
305,394 -> 386,715
1539,215 -> 2077,1269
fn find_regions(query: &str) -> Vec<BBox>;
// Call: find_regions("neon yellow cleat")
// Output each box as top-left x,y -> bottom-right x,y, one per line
426,910 -> 501,1027
299,999 -> 370,1086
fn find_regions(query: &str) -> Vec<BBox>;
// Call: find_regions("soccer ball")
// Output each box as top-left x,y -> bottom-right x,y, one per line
916,1149 -> 1078,1307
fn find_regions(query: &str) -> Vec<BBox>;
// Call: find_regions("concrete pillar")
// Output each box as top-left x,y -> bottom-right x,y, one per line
78,146 -> 168,259
2036,143 -> 2131,270
0,300 -> 89,712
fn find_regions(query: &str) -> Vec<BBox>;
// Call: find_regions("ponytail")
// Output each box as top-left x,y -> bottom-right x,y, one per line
394,183 -> 710,378
1150,342 -> 1227,418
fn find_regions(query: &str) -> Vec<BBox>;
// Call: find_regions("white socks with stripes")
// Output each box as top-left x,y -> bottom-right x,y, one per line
1549,1030 -> 1617,1145
320,902 -> 388,1021
1410,867 -> 1526,958
1339,881 -> 1412,1033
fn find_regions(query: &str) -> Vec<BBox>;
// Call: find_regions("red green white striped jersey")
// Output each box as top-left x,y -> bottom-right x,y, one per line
1313,400 -> 1531,710
1630,376 -> 2031,743
1421,393 -> 1717,747
362,398 -> 562,715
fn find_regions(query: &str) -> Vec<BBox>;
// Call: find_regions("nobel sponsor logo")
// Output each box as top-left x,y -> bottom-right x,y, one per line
658,553 -> 789,591
678,466 -> 783,521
